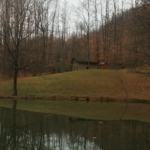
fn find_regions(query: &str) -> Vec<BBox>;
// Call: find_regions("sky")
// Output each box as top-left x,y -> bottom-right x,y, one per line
60,0 -> 136,33
66,0 -> 136,8
67,0 -> 79,6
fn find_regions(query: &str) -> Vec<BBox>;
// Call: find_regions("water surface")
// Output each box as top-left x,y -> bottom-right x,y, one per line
0,106 -> 149,150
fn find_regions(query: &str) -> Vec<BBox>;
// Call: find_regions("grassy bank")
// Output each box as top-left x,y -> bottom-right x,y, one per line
0,69 -> 150,100
0,99 -> 150,122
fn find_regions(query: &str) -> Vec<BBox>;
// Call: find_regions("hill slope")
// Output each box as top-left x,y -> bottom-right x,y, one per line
0,69 -> 150,100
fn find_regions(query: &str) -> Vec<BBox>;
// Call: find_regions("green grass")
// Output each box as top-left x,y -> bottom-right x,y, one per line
0,99 -> 150,122
0,69 -> 149,122
0,69 -> 150,100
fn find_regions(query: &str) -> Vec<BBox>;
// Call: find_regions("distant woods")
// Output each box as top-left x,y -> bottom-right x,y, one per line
0,0 -> 149,78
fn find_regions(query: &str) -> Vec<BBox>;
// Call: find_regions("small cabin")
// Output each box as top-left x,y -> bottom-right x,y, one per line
71,57 -> 97,71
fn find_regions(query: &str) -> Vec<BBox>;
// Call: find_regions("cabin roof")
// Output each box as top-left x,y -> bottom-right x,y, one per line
71,57 -> 97,64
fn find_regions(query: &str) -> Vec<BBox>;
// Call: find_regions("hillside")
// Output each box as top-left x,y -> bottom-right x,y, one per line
71,5 -> 150,68
0,69 -> 150,101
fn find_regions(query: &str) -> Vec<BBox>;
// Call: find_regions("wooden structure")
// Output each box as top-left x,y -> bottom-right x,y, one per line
71,57 -> 97,71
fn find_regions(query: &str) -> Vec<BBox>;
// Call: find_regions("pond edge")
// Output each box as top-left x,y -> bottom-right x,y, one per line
0,95 -> 150,104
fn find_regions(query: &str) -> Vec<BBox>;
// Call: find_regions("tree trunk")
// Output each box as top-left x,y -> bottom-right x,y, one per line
12,100 -> 17,149
13,67 -> 18,96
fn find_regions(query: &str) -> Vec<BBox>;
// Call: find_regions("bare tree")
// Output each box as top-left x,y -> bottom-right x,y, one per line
75,0 -> 94,69
99,0 -> 111,63
93,0 -> 100,64
60,0 -> 70,71
0,0 -> 53,95
48,0 -> 59,65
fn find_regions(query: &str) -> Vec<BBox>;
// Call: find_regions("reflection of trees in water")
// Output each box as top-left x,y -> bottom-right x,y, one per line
0,106 -> 149,150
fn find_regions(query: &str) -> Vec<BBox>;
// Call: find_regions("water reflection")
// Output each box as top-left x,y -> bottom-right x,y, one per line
0,102 -> 149,150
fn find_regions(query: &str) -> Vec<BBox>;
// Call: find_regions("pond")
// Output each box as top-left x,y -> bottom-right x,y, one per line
0,104 -> 150,150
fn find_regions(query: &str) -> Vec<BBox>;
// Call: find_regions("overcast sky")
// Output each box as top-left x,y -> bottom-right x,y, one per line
60,0 -> 136,33
65,0 -> 136,8
67,0 -> 79,6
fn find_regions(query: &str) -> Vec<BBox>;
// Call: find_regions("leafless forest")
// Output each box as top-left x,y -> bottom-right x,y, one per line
0,0 -> 149,94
